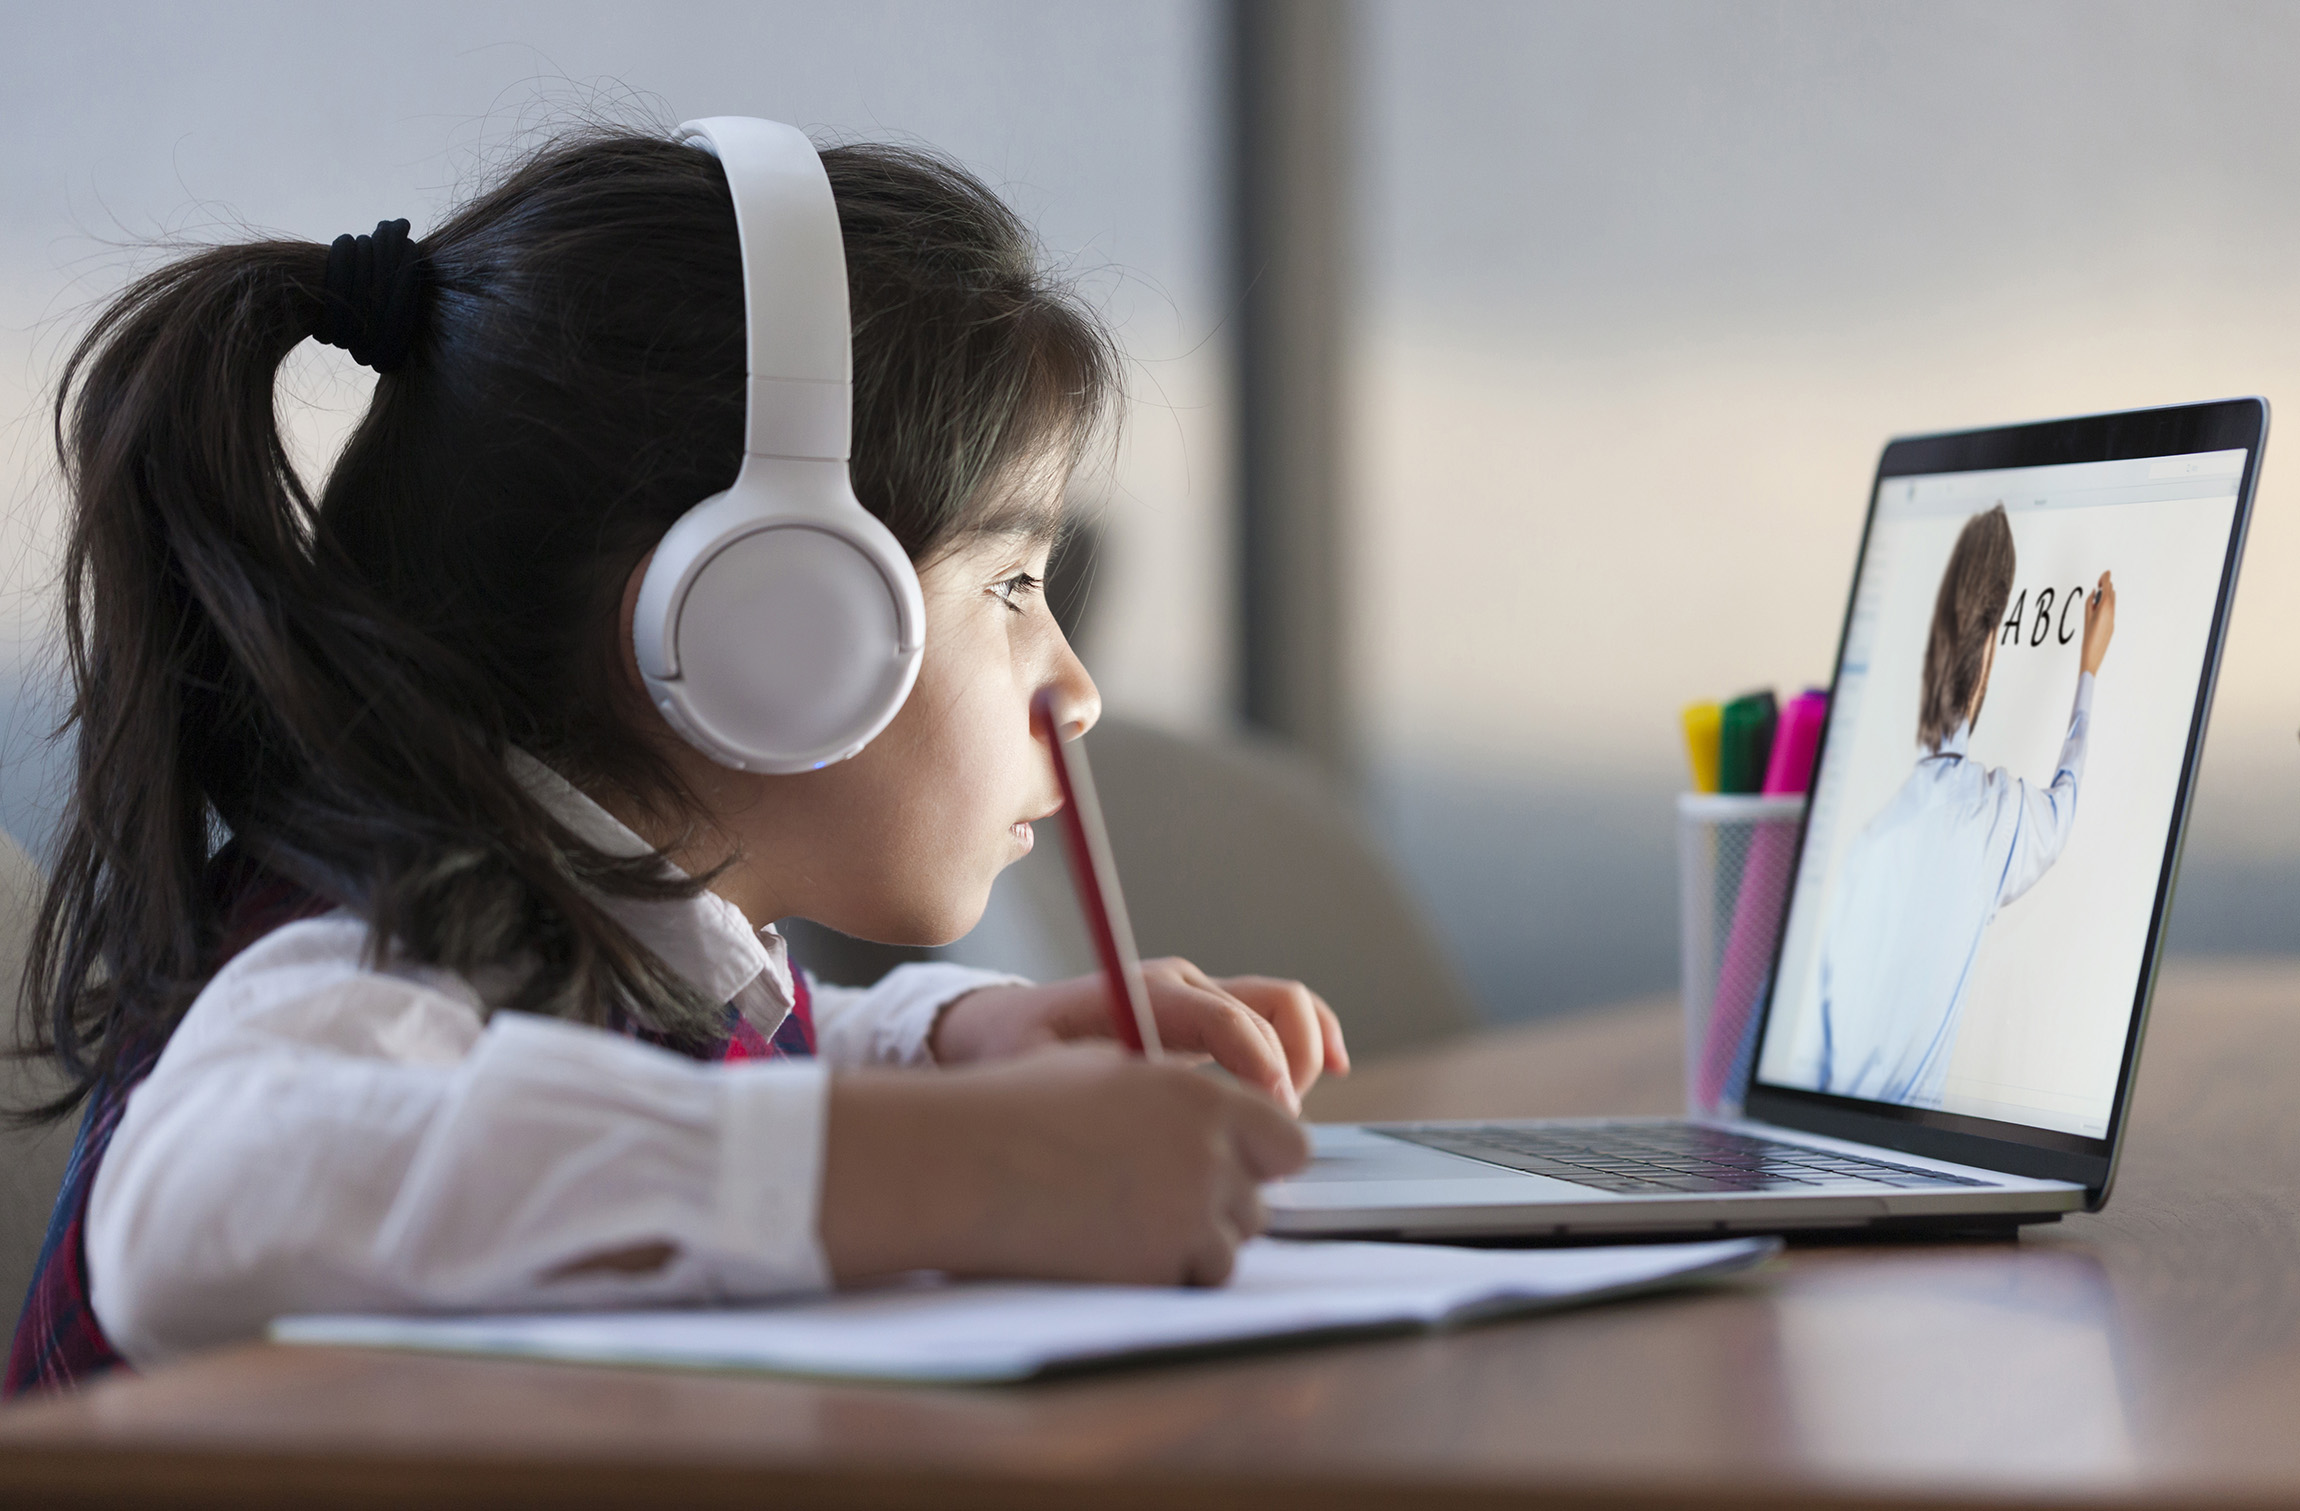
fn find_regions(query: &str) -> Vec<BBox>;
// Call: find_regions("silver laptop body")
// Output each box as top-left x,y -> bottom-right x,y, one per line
1270,399 -> 2266,1241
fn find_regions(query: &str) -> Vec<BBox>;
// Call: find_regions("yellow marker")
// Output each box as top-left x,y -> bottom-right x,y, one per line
1681,702 -> 1722,793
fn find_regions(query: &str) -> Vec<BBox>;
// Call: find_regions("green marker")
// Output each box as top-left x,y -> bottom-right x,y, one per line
1717,690 -> 1778,795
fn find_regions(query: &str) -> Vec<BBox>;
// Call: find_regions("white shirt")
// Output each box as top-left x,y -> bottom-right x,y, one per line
85,756 -> 1024,1364
1815,672 -> 2095,1105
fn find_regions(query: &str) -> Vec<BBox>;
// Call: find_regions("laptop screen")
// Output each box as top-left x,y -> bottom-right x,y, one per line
1752,446 -> 2249,1142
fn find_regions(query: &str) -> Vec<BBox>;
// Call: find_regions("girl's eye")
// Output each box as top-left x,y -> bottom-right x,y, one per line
992,571 -> 1045,613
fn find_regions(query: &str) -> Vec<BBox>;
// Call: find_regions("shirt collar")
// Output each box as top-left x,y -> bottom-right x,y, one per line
1933,722 -> 1974,760
505,750 -> 793,1017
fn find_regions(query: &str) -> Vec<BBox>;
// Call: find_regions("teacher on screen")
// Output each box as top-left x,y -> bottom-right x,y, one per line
1816,503 -> 2116,1106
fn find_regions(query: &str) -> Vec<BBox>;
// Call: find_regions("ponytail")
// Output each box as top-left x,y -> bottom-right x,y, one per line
38,240 -> 338,1093
27,235 -> 725,1115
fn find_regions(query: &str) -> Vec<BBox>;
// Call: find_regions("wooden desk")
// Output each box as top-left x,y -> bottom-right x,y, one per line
2,957 -> 2296,1510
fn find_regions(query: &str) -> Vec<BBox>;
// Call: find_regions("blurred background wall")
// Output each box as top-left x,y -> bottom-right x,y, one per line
0,0 -> 1236,855
1356,0 -> 2299,1019
1,1 -> 2292,1027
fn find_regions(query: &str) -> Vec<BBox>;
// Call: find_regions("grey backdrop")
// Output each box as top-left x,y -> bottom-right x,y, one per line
1,1 -> 2291,1032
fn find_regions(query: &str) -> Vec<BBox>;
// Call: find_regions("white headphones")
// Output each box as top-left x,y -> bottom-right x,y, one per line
632,117 -> 926,773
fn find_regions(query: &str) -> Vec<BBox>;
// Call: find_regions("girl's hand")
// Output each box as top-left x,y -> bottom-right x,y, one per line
932,959 -> 1351,1112
821,1047 -> 1312,1286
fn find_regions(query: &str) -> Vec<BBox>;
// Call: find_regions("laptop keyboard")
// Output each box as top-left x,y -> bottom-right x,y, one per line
1373,1122 -> 1990,1195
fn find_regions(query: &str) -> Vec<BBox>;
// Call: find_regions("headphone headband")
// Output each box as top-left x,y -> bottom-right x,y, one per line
676,118 -> 852,462
636,118 -> 925,774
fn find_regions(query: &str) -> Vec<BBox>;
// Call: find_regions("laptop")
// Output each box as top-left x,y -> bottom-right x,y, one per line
1269,398 -> 2268,1240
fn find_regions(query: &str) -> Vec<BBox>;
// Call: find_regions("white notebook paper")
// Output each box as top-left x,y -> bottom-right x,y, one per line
271,1236 -> 1778,1384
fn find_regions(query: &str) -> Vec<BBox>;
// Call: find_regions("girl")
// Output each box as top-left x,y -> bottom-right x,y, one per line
7,123 -> 1345,1393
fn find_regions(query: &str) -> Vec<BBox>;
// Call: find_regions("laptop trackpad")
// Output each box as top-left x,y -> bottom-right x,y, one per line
1285,1123 -> 1526,1183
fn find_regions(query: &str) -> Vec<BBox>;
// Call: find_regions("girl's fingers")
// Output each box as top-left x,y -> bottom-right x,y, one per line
1203,973 -> 1350,1087
1214,976 -> 1329,1093
1315,996 -> 1352,1076
1141,969 -> 1294,1109
1188,994 -> 1295,1109
1228,1173 -> 1269,1240
1228,1088 -> 1313,1178
1181,1217 -> 1242,1288
1127,959 -> 1350,1105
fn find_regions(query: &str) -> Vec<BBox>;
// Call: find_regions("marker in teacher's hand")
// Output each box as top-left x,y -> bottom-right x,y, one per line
1032,688 -> 1163,1059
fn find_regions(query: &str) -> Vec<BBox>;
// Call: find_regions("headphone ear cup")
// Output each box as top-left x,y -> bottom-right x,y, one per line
636,478 -> 926,773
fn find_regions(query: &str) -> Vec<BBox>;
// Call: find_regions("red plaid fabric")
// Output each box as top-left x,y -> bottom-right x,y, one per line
5,856 -> 813,1396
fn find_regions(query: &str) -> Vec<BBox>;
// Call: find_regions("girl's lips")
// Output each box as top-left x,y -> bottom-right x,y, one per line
1012,800 -> 1059,853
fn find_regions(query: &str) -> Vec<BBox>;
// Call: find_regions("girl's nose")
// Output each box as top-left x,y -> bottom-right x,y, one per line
1041,639 -> 1101,744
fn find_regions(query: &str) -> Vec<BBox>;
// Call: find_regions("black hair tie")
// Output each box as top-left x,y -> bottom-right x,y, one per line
313,218 -> 428,373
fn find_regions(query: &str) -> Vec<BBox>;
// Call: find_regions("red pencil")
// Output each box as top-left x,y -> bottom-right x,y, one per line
1032,689 -> 1163,1059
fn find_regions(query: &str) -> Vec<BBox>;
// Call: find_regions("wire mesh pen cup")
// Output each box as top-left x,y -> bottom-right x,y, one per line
1678,793 -> 1806,1119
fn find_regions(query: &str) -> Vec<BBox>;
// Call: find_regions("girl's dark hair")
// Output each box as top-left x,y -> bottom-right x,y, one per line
20,128 -> 1118,1116
1918,503 -> 2016,753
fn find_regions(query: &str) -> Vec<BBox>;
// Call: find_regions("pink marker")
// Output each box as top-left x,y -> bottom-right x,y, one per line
1761,690 -> 1829,797
1696,689 -> 1828,1110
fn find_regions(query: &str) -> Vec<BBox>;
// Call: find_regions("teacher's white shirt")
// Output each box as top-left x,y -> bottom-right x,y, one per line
1815,673 -> 2094,1107
85,756 -> 1024,1364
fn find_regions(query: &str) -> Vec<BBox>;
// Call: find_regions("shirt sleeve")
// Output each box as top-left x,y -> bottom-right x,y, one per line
809,961 -> 1033,1068
86,918 -> 830,1365
1997,671 -> 2095,907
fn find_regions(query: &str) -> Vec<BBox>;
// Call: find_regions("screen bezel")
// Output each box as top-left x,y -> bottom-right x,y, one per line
1741,398 -> 2268,1202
